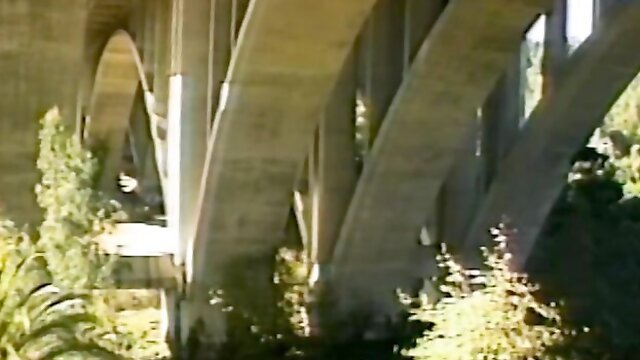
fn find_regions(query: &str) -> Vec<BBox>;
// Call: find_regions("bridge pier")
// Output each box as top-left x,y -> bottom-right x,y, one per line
0,0 -> 87,224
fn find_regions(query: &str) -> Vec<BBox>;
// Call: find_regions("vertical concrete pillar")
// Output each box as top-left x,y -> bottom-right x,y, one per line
0,0 -> 88,224
358,0 -> 405,144
402,0 -> 446,245
542,0 -> 567,97
230,0 -> 251,50
593,0 -> 621,28
167,0 -> 212,265
440,115 -> 484,250
308,129 -> 320,258
165,0 -> 214,353
312,55 -> 358,267
153,0 -> 172,115
482,56 -> 524,186
143,0 -> 157,82
208,0 -> 233,134
402,0 -> 446,72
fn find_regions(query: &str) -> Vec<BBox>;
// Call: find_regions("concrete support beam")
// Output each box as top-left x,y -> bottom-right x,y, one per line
482,56 -> 524,185
330,0 -> 551,315
464,2 -> 640,269
208,0 -> 234,134
439,115 -> 484,249
166,0 -> 213,266
153,0 -> 172,116
143,0 -> 157,81
403,0 -> 446,71
0,0 -> 88,224
312,55 -> 358,266
358,0 -> 406,143
542,0 -> 568,96
186,0 -> 377,351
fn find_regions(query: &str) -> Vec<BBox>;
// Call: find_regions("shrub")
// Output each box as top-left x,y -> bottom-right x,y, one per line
401,225 -> 574,360
0,219 -> 123,359
35,108 -> 125,290
530,148 -> 640,357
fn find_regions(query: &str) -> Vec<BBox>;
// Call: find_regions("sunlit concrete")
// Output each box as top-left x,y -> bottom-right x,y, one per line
190,0 -> 378,289
86,31 -> 151,190
186,0 -> 377,349
97,222 -> 179,289
166,0 -> 214,267
330,0 -> 552,314
464,2 -> 640,269
85,30 -> 168,202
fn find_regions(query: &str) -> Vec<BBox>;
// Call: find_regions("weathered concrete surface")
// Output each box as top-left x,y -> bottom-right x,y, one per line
186,0 -> 377,348
166,0 -> 213,267
86,31 -> 150,192
190,0 -> 377,289
0,0 -> 88,225
311,54 -> 358,266
330,0 -> 551,313
464,2 -> 640,270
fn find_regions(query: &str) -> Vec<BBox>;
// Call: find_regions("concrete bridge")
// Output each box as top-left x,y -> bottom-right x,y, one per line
0,0 -> 638,356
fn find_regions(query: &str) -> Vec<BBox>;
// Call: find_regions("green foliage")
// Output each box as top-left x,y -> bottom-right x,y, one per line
531,150 -> 640,357
0,108 -> 169,359
274,247 -> 312,338
35,108 -> 126,290
589,76 -> 640,197
0,219 -> 123,359
402,226 -> 574,360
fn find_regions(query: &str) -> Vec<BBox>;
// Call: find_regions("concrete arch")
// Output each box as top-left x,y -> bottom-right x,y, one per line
85,30 -> 163,193
464,2 -> 640,270
189,0 -> 378,294
328,0 -> 551,310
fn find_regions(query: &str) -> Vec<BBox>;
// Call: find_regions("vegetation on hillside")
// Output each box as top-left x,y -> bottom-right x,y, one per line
0,108 -> 168,359
401,225 -> 577,360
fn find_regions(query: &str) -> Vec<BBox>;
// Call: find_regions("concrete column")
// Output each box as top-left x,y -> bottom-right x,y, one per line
308,129 -> 320,258
143,0 -> 157,82
231,0 -> 251,50
129,91 -> 151,174
166,0 -> 214,352
208,0 -> 233,134
440,115 -> 484,250
482,55 -> 524,186
312,55 -> 358,266
0,0 -> 88,224
402,0 -> 447,245
542,0 -> 568,97
167,0 -> 212,264
402,0 -> 446,72
593,0 -> 622,28
358,0 -> 405,144
153,0 -> 172,114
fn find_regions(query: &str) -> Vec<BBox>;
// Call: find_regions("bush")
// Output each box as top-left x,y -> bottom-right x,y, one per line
35,108 -> 125,290
0,219 -> 122,359
0,108 -> 170,359
588,74 -> 640,197
530,148 -> 640,357
401,225 -> 575,360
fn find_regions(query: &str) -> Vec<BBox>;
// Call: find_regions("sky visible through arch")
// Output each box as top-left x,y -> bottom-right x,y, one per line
526,0 -> 594,44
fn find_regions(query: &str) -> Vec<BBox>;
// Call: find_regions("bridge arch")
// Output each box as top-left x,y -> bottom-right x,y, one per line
464,2 -> 640,269
84,30 -> 164,195
328,0 -> 551,312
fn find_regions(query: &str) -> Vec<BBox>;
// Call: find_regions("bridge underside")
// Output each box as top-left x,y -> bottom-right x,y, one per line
1,0 -> 639,354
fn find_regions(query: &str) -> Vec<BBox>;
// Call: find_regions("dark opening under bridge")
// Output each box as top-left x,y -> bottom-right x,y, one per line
0,0 -> 639,355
